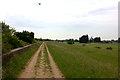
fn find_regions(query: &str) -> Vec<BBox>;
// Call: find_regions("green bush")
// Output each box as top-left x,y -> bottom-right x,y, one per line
9,35 -> 21,49
2,22 -> 29,54
2,34 -> 12,53
15,31 -> 35,44
18,40 -> 29,47
67,39 -> 74,44
2,33 -> 29,54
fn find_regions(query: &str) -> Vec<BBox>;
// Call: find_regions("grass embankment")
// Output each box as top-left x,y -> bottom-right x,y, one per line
2,43 -> 41,80
46,42 -> 118,78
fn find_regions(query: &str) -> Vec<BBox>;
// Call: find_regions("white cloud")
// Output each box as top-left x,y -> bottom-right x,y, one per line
0,0 -> 118,40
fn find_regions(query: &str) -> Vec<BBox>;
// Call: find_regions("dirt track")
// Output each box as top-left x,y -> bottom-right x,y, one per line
18,42 -> 64,78
45,43 -> 64,78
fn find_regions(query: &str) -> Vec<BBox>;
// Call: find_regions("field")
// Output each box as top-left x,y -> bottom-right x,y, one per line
46,41 -> 118,78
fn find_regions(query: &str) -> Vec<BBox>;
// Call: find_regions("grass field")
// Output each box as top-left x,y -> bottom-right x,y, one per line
2,43 -> 41,80
46,41 -> 118,78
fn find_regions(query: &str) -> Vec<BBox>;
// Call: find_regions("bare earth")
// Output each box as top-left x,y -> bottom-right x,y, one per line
18,42 -> 43,78
18,42 -> 64,78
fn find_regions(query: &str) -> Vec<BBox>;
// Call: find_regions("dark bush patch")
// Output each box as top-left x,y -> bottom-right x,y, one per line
106,47 -> 112,50
95,47 -> 101,49
82,44 -> 86,46
67,39 -> 74,44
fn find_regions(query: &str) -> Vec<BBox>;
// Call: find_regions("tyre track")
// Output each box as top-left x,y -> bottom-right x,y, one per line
45,43 -> 64,78
18,43 -> 43,78
18,42 -> 64,78
35,42 -> 53,78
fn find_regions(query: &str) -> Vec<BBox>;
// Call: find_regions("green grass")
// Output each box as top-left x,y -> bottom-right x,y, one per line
44,44 -> 52,72
2,43 -> 41,80
46,41 -> 118,78
44,45 -> 50,65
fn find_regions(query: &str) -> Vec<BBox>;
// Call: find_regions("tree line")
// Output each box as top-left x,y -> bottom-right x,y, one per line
79,34 -> 101,43
67,34 -> 118,44
46,34 -> 116,44
1,22 -> 36,54
65,34 -> 101,44
35,34 -> 118,44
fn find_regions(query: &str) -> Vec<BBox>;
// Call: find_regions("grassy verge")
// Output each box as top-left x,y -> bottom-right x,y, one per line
44,45 -> 50,65
2,43 -> 41,80
44,44 -> 52,72
46,41 -> 118,78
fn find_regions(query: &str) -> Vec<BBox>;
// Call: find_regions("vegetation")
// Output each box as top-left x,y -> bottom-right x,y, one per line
47,42 -> 118,78
118,38 -> 120,43
2,43 -> 40,80
79,35 -> 89,43
67,39 -> 74,44
1,22 -> 36,54
44,45 -> 50,67
79,34 -> 101,43
94,37 -> 101,42
44,44 -> 52,73
1,22 -> 118,79
35,38 -> 43,41
15,31 -> 35,44
89,37 -> 94,43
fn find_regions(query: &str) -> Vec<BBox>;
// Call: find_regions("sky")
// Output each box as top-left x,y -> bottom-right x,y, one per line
0,0 -> 119,40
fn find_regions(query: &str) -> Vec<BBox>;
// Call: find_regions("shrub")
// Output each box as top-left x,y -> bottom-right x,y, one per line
82,44 -> 86,46
2,22 -> 29,54
2,34 -> 12,53
95,47 -> 101,49
67,39 -> 74,44
15,31 -> 35,44
106,47 -> 112,50
2,34 -> 29,54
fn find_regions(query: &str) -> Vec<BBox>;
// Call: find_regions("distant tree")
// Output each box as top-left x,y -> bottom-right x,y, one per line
39,38 -> 42,41
15,30 -> 34,44
118,38 -> 120,43
67,39 -> 74,44
90,37 -> 94,43
42,39 -> 52,41
94,37 -> 101,42
79,35 -> 89,43
75,39 -> 79,42
35,38 -> 42,41
30,32 -> 34,39
55,39 -> 59,42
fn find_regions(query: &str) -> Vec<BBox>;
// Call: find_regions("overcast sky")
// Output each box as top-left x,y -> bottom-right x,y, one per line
0,0 -> 118,40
